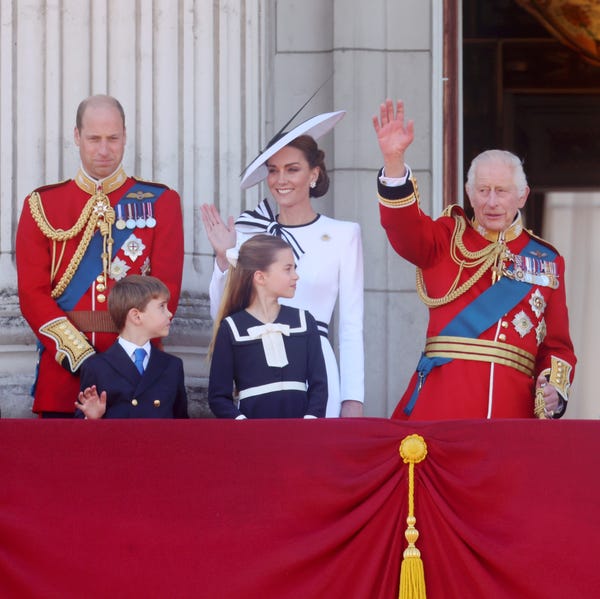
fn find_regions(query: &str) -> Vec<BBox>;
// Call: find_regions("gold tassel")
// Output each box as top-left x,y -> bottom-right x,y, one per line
399,434 -> 428,599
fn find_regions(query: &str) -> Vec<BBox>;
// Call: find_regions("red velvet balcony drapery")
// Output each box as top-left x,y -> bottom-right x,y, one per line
1,418 -> 599,599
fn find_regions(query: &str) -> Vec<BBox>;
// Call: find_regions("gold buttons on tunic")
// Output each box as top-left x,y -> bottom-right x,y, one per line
131,399 -> 138,406
501,321 -> 509,329
96,275 -> 105,284
153,400 -> 161,408
498,333 -> 507,342
96,283 -> 106,293
97,293 -> 106,303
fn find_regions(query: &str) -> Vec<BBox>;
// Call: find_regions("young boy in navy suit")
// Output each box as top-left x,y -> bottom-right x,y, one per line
76,275 -> 188,418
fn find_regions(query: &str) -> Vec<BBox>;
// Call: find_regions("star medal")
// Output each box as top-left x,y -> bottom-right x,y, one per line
115,204 -> 127,230
145,202 -> 156,228
135,202 -> 146,229
126,203 -> 136,229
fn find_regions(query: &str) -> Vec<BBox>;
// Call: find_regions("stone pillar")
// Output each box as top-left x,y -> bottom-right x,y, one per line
0,0 -> 268,417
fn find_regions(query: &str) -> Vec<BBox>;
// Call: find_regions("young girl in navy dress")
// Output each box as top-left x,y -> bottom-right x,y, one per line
208,234 -> 327,419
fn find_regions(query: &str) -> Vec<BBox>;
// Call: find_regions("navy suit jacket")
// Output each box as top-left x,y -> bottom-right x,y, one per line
77,342 -> 188,418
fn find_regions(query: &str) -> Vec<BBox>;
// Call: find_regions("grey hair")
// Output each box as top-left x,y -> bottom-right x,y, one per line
465,150 -> 528,196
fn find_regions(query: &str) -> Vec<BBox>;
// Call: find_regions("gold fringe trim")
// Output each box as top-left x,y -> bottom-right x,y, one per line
398,434 -> 428,599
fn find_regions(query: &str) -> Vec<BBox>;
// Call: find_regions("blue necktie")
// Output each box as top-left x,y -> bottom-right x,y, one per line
133,348 -> 146,375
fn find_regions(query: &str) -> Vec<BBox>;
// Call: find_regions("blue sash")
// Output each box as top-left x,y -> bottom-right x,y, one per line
404,237 -> 556,415
57,182 -> 166,311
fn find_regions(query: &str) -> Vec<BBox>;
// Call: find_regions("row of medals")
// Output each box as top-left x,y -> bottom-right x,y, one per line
115,202 -> 157,230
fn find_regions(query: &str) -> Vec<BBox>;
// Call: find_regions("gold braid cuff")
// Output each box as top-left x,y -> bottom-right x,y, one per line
377,176 -> 420,209
540,355 -> 573,400
39,317 -> 95,373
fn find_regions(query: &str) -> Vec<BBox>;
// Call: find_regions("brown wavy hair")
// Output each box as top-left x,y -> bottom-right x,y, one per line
285,135 -> 330,198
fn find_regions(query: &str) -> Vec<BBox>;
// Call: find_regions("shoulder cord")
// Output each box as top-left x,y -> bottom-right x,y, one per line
28,191 -> 114,299
416,214 -> 505,307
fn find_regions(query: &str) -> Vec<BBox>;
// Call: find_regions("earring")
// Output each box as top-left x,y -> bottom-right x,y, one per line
310,181 -> 316,189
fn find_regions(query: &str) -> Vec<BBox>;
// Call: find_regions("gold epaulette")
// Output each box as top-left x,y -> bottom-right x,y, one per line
39,317 -> 95,372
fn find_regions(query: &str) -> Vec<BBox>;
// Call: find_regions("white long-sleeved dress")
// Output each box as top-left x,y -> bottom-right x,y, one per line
209,200 -> 364,417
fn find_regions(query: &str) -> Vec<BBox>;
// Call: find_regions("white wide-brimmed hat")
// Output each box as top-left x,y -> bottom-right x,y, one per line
240,110 -> 346,190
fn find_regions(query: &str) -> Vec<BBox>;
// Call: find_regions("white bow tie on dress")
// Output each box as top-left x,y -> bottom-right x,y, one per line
246,322 -> 291,367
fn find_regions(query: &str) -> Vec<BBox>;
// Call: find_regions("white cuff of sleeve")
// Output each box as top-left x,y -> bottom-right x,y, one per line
235,414 -> 247,420
379,165 -> 411,187
303,414 -> 317,419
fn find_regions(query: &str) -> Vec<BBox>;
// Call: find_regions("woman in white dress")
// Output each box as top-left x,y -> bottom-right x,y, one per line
201,111 -> 364,417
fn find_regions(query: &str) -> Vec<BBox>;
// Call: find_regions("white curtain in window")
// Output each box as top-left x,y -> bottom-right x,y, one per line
543,191 -> 600,419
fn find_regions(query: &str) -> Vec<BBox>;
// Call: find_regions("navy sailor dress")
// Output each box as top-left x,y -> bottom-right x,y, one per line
208,305 -> 328,418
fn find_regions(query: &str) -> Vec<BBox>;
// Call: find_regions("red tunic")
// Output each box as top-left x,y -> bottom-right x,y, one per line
16,167 -> 184,414
378,174 -> 576,420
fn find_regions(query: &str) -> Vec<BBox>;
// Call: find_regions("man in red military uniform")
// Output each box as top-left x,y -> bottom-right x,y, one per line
16,95 -> 184,417
372,99 -> 576,419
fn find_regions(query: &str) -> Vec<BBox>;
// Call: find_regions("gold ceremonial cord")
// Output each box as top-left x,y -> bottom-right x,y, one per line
28,191 -> 114,299
416,214 -> 505,307
28,191 -> 96,241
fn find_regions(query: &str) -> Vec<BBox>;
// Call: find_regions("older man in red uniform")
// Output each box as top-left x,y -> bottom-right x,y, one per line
372,99 -> 576,419
16,95 -> 184,417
